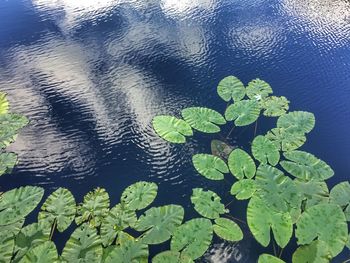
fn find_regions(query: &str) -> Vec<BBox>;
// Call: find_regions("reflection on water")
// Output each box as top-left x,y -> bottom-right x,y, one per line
1,0 -> 350,261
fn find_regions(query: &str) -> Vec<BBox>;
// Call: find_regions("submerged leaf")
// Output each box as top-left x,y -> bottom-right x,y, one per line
152,115 -> 193,143
213,218 -> 243,242
192,154 -> 228,180
261,96 -> 289,117
0,152 -> 17,176
225,100 -> 260,126
252,135 -> 280,166
181,107 -> 226,133
258,254 -> 286,263
152,251 -> 193,263
292,240 -> 332,263
277,111 -> 315,134
217,76 -> 245,102
230,179 -> 256,200
210,139 -> 234,160
18,241 -> 58,263
246,79 -> 273,100
266,128 -> 306,152
121,181 -> 158,211
228,149 -> 256,180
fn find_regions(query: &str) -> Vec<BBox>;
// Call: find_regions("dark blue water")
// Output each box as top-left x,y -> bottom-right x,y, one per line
1,0 -> 350,262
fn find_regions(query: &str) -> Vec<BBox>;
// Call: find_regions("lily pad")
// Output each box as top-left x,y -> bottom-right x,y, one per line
191,188 -> 228,219
330,182 -> 350,220
152,251 -> 193,263
277,111 -> 315,134
217,76 -> 245,102
213,218 -> 243,242
230,179 -> 256,200
152,115 -> 193,143
294,180 -> 329,210
121,181 -> 158,211
246,79 -> 273,100
181,107 -> 226,133
228,149 -> 256,180
266,128 -> 306,152
192,154 -> 228,180
292,240 -> 332,263
261,96 -> 289,117
0,92 -> 9,114
258,254 -> 286,263
0,114 -> 29,132
252,135 -> 280,166
18,241 -> 58,263
171,218 -> 213,260
225,100 -> 260,126
0,152 -> 17,176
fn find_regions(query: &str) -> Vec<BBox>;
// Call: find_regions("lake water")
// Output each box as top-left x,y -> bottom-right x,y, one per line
0,0 -> 349,261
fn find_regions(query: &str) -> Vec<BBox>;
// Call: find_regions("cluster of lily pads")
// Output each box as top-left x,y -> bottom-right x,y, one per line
152,76 -> 350,262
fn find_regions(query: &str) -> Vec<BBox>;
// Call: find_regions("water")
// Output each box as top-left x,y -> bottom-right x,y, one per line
1,0 -> 350,261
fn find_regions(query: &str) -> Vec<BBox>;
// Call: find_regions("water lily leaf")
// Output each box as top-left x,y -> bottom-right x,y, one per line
294,180 -> 329,210
0,186 -> 44,225
135,205 -> 184,244
100,204 -> 137,246
0,127 -> 18,149
191,188 -> 228,219
61,224 -> 102,262
38,188 -> 76,232
247,196 -> 293,248
246,79 -> 273,100
121,181 -> 158,211
230,179 -> 256,200
0,152 -> 17,176
213,218 -> 243,242
152,116 -> 193,143
152,251 -> 193,263
330,182 -> 350,220
277,111 -> 315,134
292,240 -> 332,263
171,218 -> 213,260
18,241 -> 58,263
228,149 -> 256,180
211,139 -> 234,160
252,135 -> 280,166
266,128 -> 306,152
217,76 -> 245,102
225,100 -> 260,126
261,96 -> 289,117
0,219 -> 23,263
0,92 -> 9,114
347,234 -> 350,250
0,114 -> 29,132
295,203 -> 348,256
181,107 -> 226,133
280,151 -> 334,181
192,154 -> 228,180
258,254 -> 286,263
75,187 -> 110,227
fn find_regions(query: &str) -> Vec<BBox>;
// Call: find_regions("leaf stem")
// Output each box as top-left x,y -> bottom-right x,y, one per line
49,218 -> 57,240
254,120 -> 258,137
342,259 -> 350,263
226,125 -> 235,139
225,199 -> 235,208
272,239 -> 277,256
224,214 -> 246,225
278,248 -> 284,258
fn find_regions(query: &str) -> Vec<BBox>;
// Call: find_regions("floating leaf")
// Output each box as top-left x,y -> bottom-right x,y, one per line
121,181 -> 158,211
38,188 -> 76,232
213,218 -> 243,242
191,188 -> 228,219
152,116 -> 193,143
217,76 -> 245,102
266,128 -> 306,151
0,92 -> 9,114
277,111 -> 315,134
171,218 -> 213,260
294,180 -> 329,210
61,224 -> 102,262
152,251 -> 193,263
330,182 -> 350,220
0,186 -> 44,225
75,187 -> 110,227
0,114 -> 29,132
0,126 -> 18,149
246,79 -> 273,100
18,241 -> 58,263
247,196 -> 293,248
211,139 -> 234,160
225,100 -> 260,126
252,135 -> 280,166
181,107 -> 226,133
230,179 -> 256,200
135,205 -> 184,244
0,235 -> 15,263
0,152 -> 17,176
100,204 -> 137,246
261,96 -> 289,117
292,240 -> 332,263
280,151 -> 334,181
258,254 -> 286,263
347,234 -> 350,250
192,154 -> 228,180
295,203 -> 348,256
228,149 -> 256,180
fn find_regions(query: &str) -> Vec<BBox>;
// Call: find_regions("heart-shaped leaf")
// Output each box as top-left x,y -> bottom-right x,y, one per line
330,182 -> 350,220
192,154 -> 228,180
294,180 -> 329,210
258,254 -> 286,263
217,76 -> 245,102
277,111 -> 315,134
228,149 -> 256,180
261,96 -> 289,117
246,79 -> 273,100
213,218 -> 243,242
225,100 -> 260,126
292,240 -> 332,263
0,152 -> 17,176
18,241 -> 58,263
121,181 -> 158,211
152,251 -> 193,263
252,135 -> 280,166
230,179 -> 256,200
266,128 -> 306,152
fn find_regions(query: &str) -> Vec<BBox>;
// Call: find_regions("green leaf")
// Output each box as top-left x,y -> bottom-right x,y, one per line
152,115 -> 193,143
100,204 -> 137,246
217,76 -> 245,102
0,126 -> 18,149
213,218 -> 243,242
292,240 -> 332,263
121,181 -> 158,211
191,188 -> 228,219
0,113 -> 29,132
38,188 -> 76,232
247,196 -> 293,248
295,203 -> 348,257
210,139 -> 234,160
252,135 -> 280,166
225,100 -> 260,126
246,79 -> 273,100
61,224 -> 102,262
230,179 -> 256,200
330,182 -> 350,220
0,92 -> 9,114
261,96 -> 289,117
181,107 -> 226,133
347,233 -> 350,250
18,241 -> 58,263
294,180 -> 329,210
228,149 -> 256,180
266,128 -> 306,151
171,218 -> 213,260
75,187 -> 110,227
0,186 -> 44,225
152,251 -> 193,263
135,205 -> 184,244
258,254 -> 286,263
192,154 -> 228,180
0,219 -> 23,263
277,111 -> 315,134
280,151 -> 334,181
0,152 -> 17,176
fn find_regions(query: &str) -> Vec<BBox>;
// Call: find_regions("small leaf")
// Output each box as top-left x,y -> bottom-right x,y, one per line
121,181 -> 158,211
252,135 -> 280,166
217,76 -> 245,102
192,154 -> 228,180
0,92 -> 9,114
152,251 -> 193,263
0,152 -> 17,176
258,254 -> 286,263
261,96 -> 289,117
225,100 -> 260,126
330,182 -> 350,220
181,107 -> 226,133
228,149 -> 256,180
230,179 -> 256,200
213,218 -> 243,242
18,241 -> 58,263
292,240 -> 332,263
246,79 -> 273,100
266,128 -> 306,152
277,111 -> 315,134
